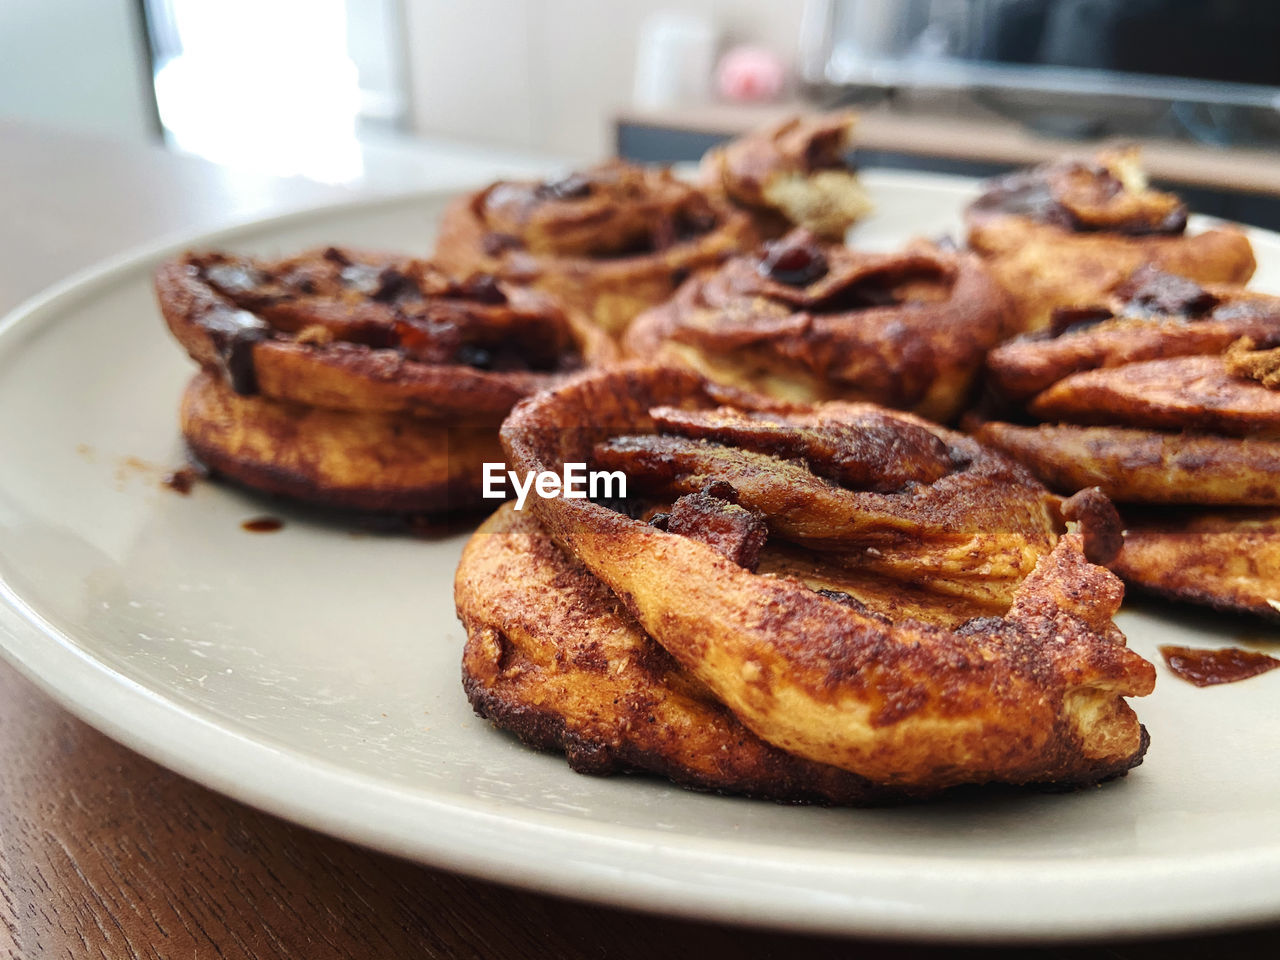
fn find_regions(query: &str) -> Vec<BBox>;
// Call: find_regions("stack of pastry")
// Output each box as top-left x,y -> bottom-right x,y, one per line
455,366 -> 1154,803
976,266 -> 1280,620
157,247 -> 613,514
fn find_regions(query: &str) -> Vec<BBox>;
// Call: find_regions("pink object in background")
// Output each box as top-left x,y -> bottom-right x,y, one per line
716,45 -> 787,102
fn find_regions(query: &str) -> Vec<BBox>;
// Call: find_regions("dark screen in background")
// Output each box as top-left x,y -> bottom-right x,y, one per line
974,0 -> 1280,87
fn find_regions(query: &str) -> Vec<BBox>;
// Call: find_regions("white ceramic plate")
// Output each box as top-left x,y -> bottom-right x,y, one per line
2,171 -> 1279,944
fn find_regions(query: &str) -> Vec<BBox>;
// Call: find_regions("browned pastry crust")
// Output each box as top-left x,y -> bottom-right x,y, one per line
455,365 -> 1153,800
1027,354 -> 1280,437
977,268 -> 1280,617
699,111 -> 872,240
181,372 -> 503,512
433,161 -> 756,337
965,150 -> 1255,333
624,230 -> 1012,422
971,421 -> 1280,507
981,270 -> 1280,494
590,402 -> 1058,606
987,275 -> 1280,402
457,504 -> 903,804
1112,509 -> 1280,621
157,247 -> 613,512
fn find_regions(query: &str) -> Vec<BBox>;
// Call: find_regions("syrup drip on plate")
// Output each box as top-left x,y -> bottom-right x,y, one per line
1159,645 -> 1280,687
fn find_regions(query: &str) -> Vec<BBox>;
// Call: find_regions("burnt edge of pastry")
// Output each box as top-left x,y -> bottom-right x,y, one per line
460,645 -> 901,806
461,649 -> 1150,804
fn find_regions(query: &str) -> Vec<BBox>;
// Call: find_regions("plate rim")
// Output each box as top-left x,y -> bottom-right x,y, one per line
2,171 -> 1280,943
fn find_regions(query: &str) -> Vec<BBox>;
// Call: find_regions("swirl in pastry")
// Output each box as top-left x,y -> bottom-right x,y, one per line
433,161 -> 756,337
157,246 -> 613,513
624,228 -> 1012,421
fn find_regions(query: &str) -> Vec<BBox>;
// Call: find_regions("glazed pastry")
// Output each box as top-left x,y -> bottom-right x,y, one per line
976,269 -> 1280,618
157,247 -> 613,513
699,111 -> 872,240
965,149 -> 1255,333
455,365 -> 1154,802
433,161 -> 756,337
624,229 -> 1012,421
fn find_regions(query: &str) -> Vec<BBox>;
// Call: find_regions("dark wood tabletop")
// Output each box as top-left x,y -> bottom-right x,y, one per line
3,121 -> 1279,958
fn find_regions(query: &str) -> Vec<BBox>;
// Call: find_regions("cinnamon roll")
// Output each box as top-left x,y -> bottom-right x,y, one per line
624,228 -> 1012,421
966,149 -> 1255,333
976,269 -> 1280,618
699,111 -> 872,240
455,366 -> 1153,802
157,247 -> 613,513
433,161 -> 756,337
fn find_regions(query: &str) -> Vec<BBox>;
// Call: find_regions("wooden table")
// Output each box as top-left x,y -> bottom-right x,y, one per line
1,120 -> 1278,958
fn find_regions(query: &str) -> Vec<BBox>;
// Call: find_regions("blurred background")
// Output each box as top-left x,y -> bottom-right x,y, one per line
4,0 -> 1280,225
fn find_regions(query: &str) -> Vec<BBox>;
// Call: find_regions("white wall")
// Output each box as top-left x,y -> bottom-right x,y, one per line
402,0 -> 807,159
0,0 -> 155,141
